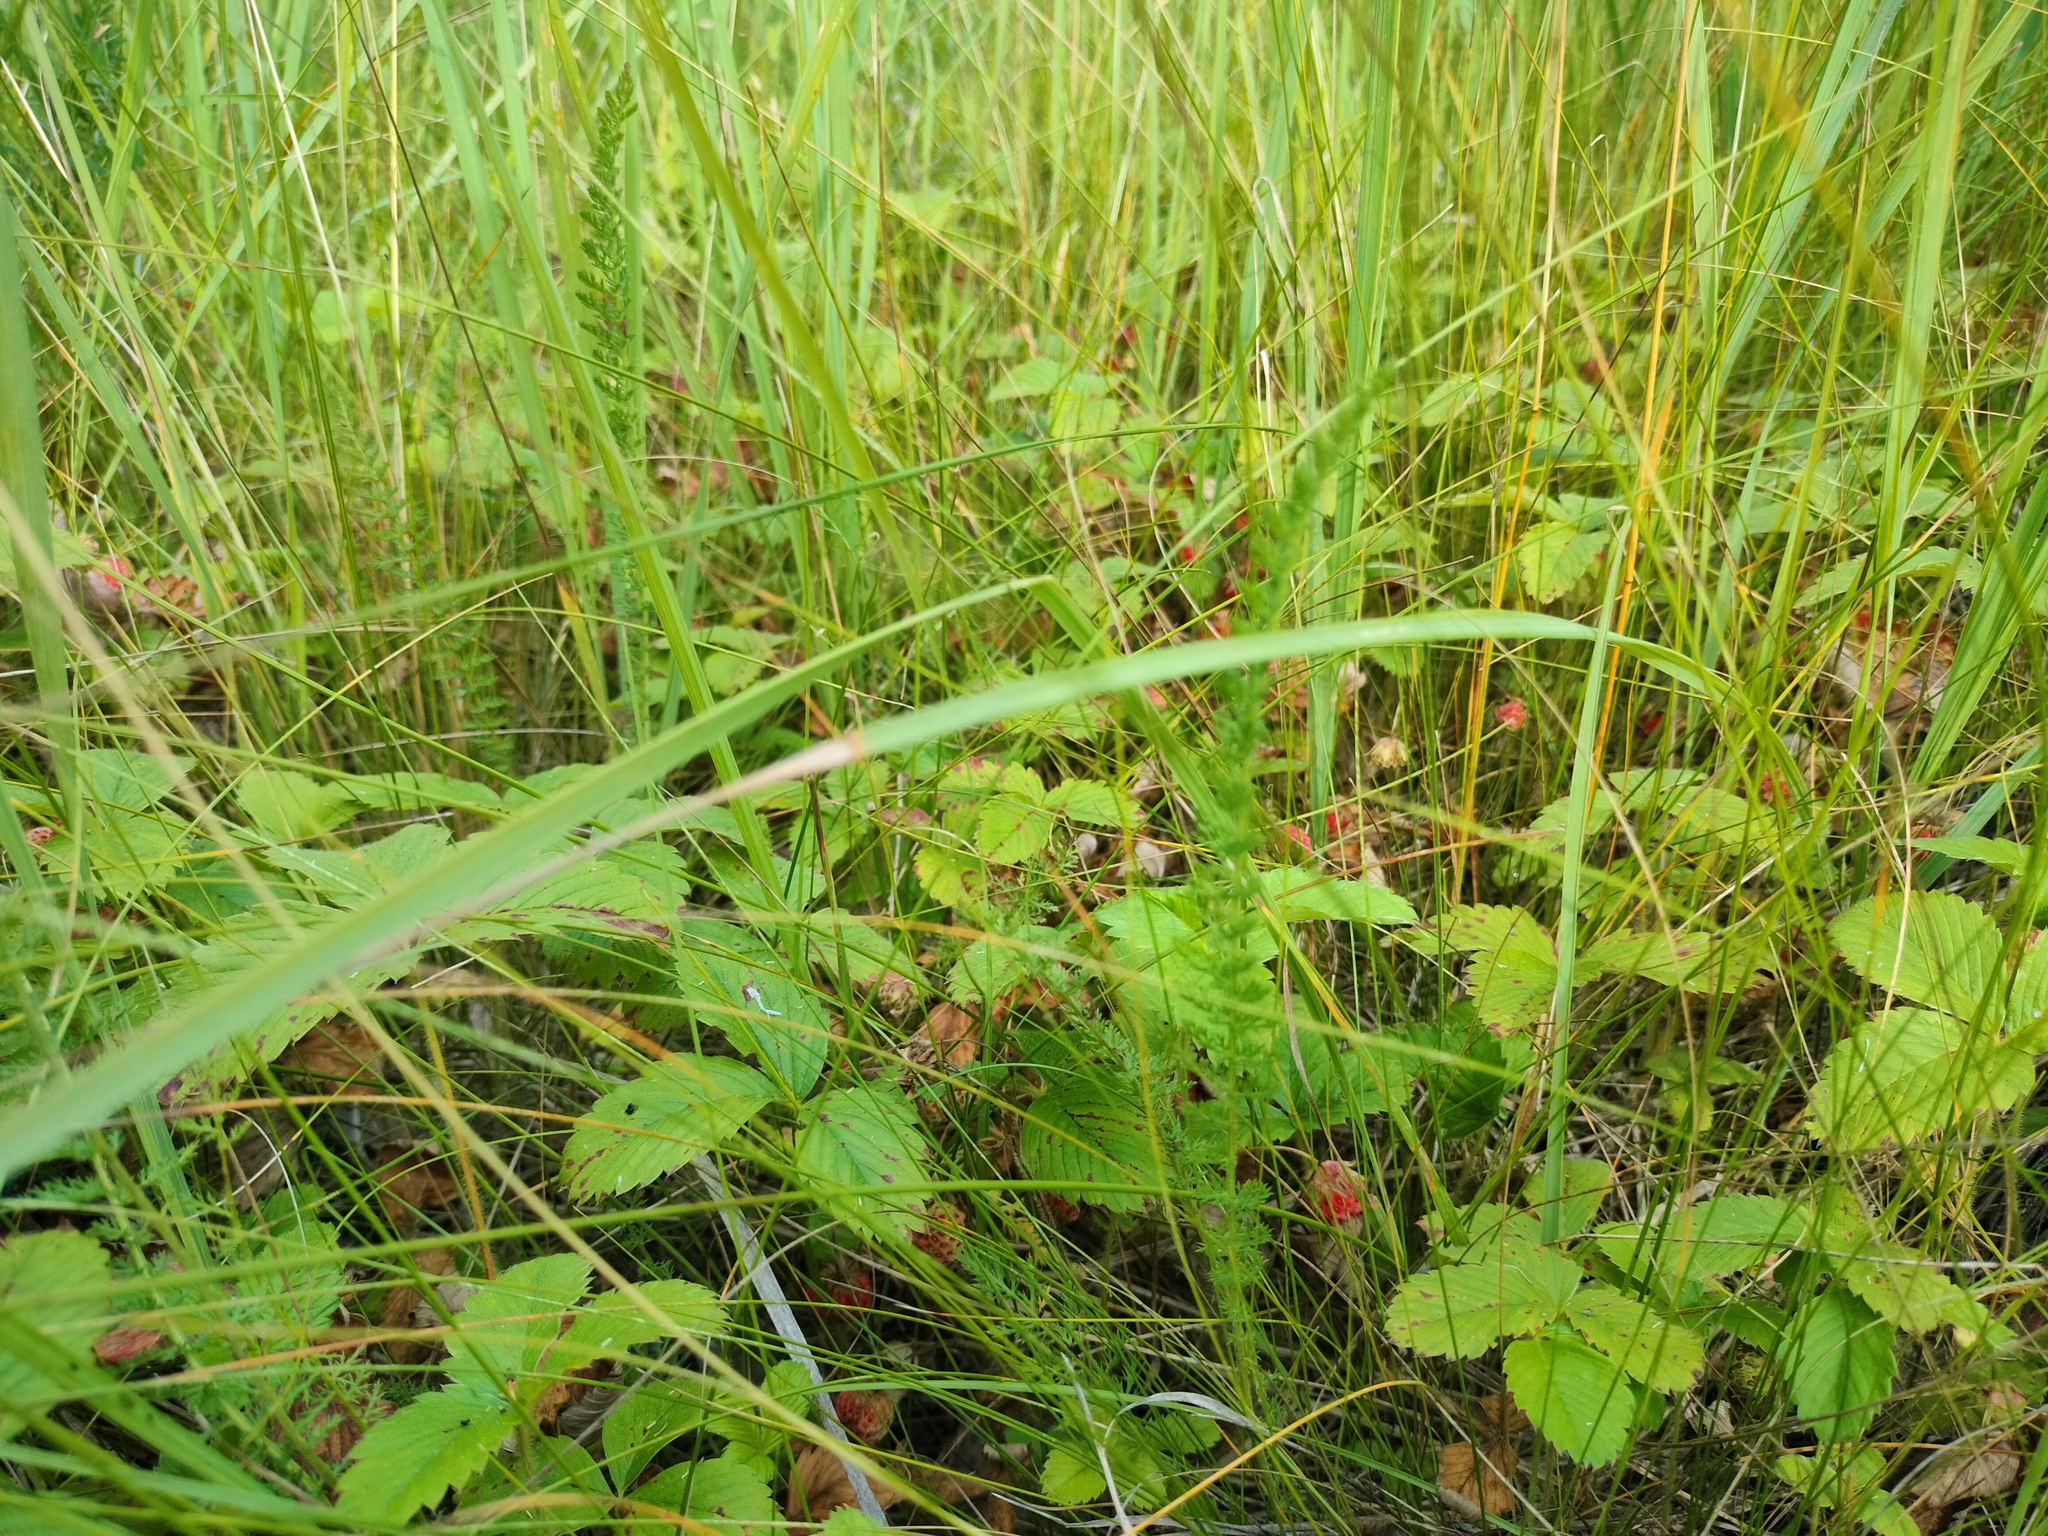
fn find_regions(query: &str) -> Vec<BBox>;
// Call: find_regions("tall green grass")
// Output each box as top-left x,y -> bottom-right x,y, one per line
1,0 -> 2046,1531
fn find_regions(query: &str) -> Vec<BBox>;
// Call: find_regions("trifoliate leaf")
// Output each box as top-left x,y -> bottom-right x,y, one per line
795,1083 -> 933,1241
336,1389 -> 513,1522
1566,1284 -> 1704,1391
1020,1072 -> 1169,1212
1780,1287 -> 1896,1442
1384,1247 -> 1582,1359
1501,1335 -> 1635,1465
563,1055 -> 773,1200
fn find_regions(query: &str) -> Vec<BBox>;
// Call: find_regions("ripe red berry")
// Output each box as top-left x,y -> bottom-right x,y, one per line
833,1388 -> 898,1445
1493,698 -> 1528,732
1309,1160 -> 1366,1227
1282,825 -> 1312,853
822,1259 -> 875,1311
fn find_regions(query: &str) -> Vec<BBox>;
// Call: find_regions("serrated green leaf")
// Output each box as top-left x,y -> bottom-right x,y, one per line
563,1055 -> 773,1200
604,1379 -> 714,1489
441,1254 -> 593,1405
1910,834 -> 2032,875
1538,1158 -> 1613,1237
460,1435 -> 607,1535
1567,1284 -> 1704,1391
1020,1072 -> 1169,1212
1780,1287 -> 1895,1442
976,797 -> 1054,864
795,1083 -> 933,1241
1579,928 -> 1765,994
1384,1246 -> 1582,1358
1044,777 -> 1135,827
1502,1335 -> 1635,1465
1808,1008 -> 2033,1150
677,922 -> 830,1097
913,841 -> 983,909
1516,519 -> 1605,602
336,1388 -> 513,1522
1257,867 -> 1418,926
1589,1194 -> 1806,1287
234,768 -> 356,842
1773,1448 -> 1919,1536
1829,892 -> 2002,1020
563,1280 -> 727,1362
637,1456 -> 776,1535
0,1230 -> 110,1414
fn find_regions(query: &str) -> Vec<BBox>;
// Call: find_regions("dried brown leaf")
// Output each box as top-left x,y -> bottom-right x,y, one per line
1438,1441 -> 1517,1520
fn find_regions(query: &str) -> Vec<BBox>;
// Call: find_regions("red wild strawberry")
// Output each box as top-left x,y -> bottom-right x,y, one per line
25,826 -> 56,846
823,1260 -> 875,1311
1043,1193 -> 1082,1223
1282,825 -> 1312,853
833,1388 -> 899,1445
1635,709 -> 1664,740
1493,698 -> 1528,732
1309,1160 -> 1366,1227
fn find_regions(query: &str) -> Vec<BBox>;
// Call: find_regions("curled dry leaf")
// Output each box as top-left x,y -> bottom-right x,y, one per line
373,1144 -> 464,1231
1907,1439 -> 2023,1534
1820,611 -> 1955,730
281,1022 -> 386,1096
787,1441 -> 906,1523
1468,1391 -> 1532,1438
909,1002 -> 979,1069
1438,1440 -> 1518,1519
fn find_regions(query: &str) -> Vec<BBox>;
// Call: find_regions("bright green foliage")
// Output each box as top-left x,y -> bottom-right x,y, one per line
563,1053 -> 774,1199
1384,1244 -> 1582,1359
637,1456 -> 777,1534
1773,1448 -> 1918,1536
1590,1195 -> 1807,1286
1502,1336 -> 1637,1466
1807,1008 -> 2033,1150
1566,1286 -> 1704,1392
336,1389 -> 513,1522
1829,892 -> 2003,1020
1780,1288 -> 1897,1442
4,0 -> 2047,1525
677,923 -> 830,1097
1020,1072 -> 1169,1211
0,1230 -> 110,1420
794,1082 -> 933,1241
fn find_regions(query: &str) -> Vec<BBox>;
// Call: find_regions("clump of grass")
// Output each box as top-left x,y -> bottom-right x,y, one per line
0,1 -> 2046,1534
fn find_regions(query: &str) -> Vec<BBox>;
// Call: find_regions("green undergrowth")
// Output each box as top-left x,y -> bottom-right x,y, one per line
1,0 -> 2047,1533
